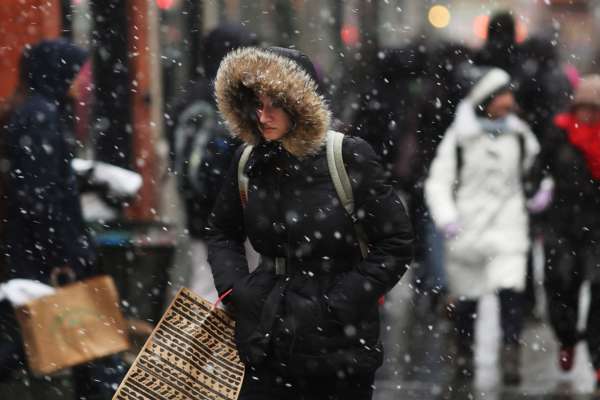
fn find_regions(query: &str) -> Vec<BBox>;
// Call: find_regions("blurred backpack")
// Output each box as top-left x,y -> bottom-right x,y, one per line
173,99 -> 232,202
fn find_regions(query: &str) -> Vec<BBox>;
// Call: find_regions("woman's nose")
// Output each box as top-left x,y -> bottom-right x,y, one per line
259,109 -> 270,123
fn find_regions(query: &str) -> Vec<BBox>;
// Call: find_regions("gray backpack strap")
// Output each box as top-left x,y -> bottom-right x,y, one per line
238,144 -> 253,207
326,131 -> 369,258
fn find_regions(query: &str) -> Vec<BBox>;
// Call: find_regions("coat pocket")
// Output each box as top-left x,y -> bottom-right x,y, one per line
272,340 -> 384,377
281,276 -> 335,339
230,270 -> 278,365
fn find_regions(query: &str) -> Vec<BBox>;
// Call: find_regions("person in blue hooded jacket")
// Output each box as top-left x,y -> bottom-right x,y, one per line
5,39 -> 94,281
2,38 -> 125,399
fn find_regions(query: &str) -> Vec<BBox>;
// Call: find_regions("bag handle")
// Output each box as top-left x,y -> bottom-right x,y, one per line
211,288 -> 233,311
50,266 -> 77,287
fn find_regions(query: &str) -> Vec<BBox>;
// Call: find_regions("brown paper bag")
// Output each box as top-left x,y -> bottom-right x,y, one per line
113,288 -> 245,400
15,275 -> 130,375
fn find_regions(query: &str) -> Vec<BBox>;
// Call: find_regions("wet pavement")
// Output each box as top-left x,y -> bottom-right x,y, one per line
374,275 -> 598,400
1,270 -> 598,399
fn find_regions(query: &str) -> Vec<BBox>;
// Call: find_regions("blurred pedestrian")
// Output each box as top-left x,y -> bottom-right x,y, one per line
347,44 -> 426,184
425,67 -> 540,386
208,46 -> 413,399
517,34 -> 574,320
532,75 -> 600,390
411,41 -> 473,315
518,35 -> 573,139
169,23 -> 258,302
2,39 -> 125,399
474,11 -> 521,77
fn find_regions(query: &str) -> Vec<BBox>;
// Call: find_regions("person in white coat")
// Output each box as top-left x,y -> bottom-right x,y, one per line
425,67 -> 540,386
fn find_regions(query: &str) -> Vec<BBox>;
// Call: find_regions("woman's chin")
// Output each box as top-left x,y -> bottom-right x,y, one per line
262,131 -> 283,141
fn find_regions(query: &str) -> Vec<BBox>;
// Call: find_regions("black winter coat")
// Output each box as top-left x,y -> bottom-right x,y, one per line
533,120 -> 600,240
208,47 -> 413,377
4,39 -> 93,282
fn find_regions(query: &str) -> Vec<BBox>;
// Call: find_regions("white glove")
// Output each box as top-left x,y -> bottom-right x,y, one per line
72,158 -> 142,198
527,177 -> 555,214
442,221 -> 462,239
0,279 -> 56,307
527,188 -> 553,214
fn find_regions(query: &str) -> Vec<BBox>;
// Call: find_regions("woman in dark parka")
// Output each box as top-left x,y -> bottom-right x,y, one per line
207,47 -> 413,399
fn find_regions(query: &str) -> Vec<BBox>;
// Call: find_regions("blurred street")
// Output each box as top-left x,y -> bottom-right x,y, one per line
374,275 -> 597,400
1,273 -> 596,400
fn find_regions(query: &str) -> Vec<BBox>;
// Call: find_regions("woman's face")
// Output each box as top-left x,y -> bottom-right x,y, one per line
255,93 -> 291,141
484,91 -> 515,120
573,104 -> 600,125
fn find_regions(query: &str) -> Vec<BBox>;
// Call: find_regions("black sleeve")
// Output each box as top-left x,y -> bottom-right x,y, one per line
529,125 -> 561,190
327,136 -> 414,318
7,106 -> 70,260
205,146 -> 250,297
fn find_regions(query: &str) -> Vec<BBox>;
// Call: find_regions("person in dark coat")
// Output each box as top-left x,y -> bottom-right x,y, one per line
517,35 -> 573,140
410,41 -> 473,313
516,34 -> 574,318
207,47 -> 413,399
5,40 -> 94,281
169,23 -> 258,302
532,75 -> 600,390
473,11 -> 521,77
2,39 -> 125,399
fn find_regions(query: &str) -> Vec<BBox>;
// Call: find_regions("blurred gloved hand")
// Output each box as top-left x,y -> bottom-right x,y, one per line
527,177 -> 554,214
72,158 -> 142,198
527,188 -> 553,214
442,221 -> 462,239
0,279 -> 56,307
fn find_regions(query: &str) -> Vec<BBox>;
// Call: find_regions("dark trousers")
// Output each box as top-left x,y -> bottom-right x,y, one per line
238,366 -> 375,400
544,235 -> 600,369
412,211 -> 447,294
524,245 -> 537,314
452,289 -> 524,354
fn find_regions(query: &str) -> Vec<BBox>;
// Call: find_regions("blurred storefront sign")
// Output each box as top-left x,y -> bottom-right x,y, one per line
156,0 -> 176,10
0,1 -> 61,100
547,0 -> 589,11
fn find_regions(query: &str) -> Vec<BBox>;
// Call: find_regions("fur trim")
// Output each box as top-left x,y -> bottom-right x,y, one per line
214,47 -> 331,158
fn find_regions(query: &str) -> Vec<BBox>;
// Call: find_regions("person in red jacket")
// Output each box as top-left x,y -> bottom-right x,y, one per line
533,75 -> 600,391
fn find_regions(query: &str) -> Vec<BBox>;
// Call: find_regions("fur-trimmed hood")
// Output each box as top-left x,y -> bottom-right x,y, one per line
214,47 -> 331,158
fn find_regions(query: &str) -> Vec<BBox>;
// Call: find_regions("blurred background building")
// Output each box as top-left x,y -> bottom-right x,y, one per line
1,0 -> 599,224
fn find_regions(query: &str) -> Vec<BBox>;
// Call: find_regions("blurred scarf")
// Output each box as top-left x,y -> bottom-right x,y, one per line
478,116 -> 510,137
555,112 -> 600,180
